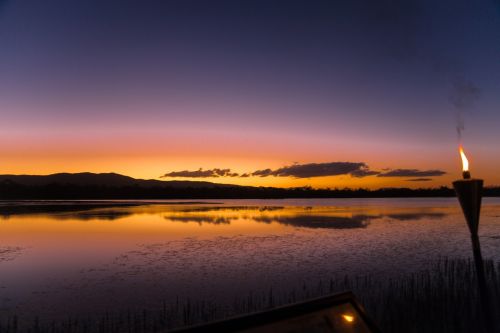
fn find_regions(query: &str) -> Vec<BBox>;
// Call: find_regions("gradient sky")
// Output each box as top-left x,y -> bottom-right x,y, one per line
1,0 -> 499,188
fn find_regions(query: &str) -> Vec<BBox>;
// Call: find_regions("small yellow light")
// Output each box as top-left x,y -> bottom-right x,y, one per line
342,314 -> 355,323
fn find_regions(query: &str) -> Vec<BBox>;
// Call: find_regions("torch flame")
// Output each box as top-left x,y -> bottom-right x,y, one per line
460,146 -> 469,172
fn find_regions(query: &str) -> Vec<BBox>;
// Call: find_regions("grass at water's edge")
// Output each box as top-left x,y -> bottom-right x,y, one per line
1,257 -> 499,333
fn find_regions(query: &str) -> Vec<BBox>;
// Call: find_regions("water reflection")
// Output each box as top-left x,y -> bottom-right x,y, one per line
1,198 -> 499,330
0,201 -> 141,219
165,212 -> 371,229
0,201 -> 208,219
253,215 -> 371,229
56,210 -> 135,221
176,206 -> 285,213
385,213 -> 446,221
0,203 -> 451,229
159,206 -> 452,229
161,206 -> 375,229
167,216 -> 233,225
0,246 -> 24,262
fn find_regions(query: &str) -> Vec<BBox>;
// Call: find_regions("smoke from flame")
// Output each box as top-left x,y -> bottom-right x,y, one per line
450,78 -> 481,141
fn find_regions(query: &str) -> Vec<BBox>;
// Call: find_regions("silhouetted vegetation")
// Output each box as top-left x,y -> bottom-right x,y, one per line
3,182 -> 500,200
3,174 -> 500,199
1,258 -> 498,333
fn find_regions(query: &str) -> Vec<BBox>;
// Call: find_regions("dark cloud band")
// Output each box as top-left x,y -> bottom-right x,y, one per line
162,164 -> 446,180
251,162 -> 378,178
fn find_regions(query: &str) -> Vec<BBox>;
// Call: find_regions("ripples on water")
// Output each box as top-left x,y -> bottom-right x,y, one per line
0,198 -> 499,324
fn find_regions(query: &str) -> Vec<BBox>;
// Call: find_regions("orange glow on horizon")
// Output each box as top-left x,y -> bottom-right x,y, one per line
2,132 -> 499,188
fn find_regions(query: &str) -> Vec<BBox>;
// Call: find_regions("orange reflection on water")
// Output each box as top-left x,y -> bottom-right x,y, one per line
0,203 -> 452,265
0,199 -> 495,325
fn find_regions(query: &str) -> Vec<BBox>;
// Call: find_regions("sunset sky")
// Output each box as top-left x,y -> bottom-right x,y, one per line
1,0 -> 499,189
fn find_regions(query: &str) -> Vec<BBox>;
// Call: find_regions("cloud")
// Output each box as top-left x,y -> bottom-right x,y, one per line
161,164 -> 445,180
251,162 -> 378,178
251,168 -> 274,177
350,168 -> 380,178
406,178 -> 434,182
161,168 -> 239,178
377,169 -> 446,177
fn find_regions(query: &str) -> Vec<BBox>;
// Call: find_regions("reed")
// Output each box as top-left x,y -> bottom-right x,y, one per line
1,257 -> 498,333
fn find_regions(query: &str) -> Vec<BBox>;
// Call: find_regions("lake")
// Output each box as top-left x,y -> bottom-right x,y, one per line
1,198 -> 500,330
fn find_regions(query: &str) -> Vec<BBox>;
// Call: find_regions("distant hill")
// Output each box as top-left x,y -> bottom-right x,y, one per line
0,172 -> 234,188
1,172 -> 500,199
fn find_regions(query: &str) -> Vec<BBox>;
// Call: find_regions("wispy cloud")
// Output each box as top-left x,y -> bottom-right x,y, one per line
378,169 -> 446,177
405,178 -> 434,182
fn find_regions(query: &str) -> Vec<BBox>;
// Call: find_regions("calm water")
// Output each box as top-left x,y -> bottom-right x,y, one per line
1,198 -> 500,322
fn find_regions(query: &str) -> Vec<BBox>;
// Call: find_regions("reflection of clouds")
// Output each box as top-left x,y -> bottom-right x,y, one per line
0,202 -> 140,220
6,209 -> 135,221
0,209 -> 134,221
56,211 -> 134,221
0,203 -> 450,227
163,208 -> 450,229
257,211 -> 448,229
166,216 -> 233,225
176,206 -> 285,213
254,215 -> 372,229
0,246 -> 24,262
66,209 -> 446,225
386,213 -> 446,221
0,201 -> 215,220
166,213 -> 372,229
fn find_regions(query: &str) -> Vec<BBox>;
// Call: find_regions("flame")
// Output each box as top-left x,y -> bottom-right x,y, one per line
342,314 -> 355,323
459,146 -> 469,172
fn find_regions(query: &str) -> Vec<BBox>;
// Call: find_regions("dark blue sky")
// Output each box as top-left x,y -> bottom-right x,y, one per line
0,0 -> 499,187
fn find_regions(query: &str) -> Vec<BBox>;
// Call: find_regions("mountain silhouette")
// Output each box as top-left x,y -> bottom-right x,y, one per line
0,172 -> 234,188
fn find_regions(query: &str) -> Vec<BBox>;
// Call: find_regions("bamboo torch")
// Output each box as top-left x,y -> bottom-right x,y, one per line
452,146 -> 496,332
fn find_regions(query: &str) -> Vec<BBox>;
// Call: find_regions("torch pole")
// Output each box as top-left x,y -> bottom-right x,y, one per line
453,179 -> 496,332
470,231 -> 495,332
